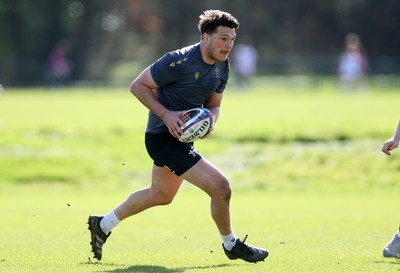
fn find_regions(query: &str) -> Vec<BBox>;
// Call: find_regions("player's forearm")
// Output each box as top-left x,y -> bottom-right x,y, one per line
206,106 -> 220,123
130,82 -> 169,120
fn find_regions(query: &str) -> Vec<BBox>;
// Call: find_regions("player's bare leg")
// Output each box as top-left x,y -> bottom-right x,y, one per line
182,158 -> 269,263
114,165 -> 184,220
182,157 -> 232,235
88,165 -> 183,260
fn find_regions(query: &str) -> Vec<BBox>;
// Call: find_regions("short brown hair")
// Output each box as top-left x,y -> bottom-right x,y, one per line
198,10 -> 239,35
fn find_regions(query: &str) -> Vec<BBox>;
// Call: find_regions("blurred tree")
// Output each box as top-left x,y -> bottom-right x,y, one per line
0,0 -> 399,86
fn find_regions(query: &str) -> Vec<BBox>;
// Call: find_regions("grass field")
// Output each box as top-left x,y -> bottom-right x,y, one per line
0,79 -> 400,272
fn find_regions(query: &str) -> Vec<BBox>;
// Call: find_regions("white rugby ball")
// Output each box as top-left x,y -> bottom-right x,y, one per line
178,108 -> 212,143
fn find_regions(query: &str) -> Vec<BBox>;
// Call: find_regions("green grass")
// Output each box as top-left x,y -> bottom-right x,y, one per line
0,185 -> 399,273
1,80 -> 400,272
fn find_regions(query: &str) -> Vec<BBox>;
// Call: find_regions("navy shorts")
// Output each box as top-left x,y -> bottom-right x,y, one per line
145,132 -> 202,176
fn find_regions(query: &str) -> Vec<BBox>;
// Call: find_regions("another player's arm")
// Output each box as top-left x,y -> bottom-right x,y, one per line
382,120 -> 400,156
203,91 -> 223,138
130,67 -> 184,138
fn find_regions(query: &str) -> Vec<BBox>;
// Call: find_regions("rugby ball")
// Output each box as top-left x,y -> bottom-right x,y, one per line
178,108 -> 212,143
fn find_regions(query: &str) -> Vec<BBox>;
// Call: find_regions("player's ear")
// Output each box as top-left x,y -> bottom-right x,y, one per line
202,33 -> 209,42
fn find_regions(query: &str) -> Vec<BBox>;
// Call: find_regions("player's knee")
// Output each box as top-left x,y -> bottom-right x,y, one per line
150,191 -> 175,206
213,177 -> 231,201
154,195 -> 174,206
157,199 -> 173,206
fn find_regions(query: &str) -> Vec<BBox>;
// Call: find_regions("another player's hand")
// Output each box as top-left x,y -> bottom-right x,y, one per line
381,138 -> 399,156
162,110 -> 185,139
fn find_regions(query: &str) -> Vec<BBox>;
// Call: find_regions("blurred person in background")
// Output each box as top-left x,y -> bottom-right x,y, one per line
231,36 -> 258,90
381,120 -> 400,258
46,39 -> 72,86
337,33 -> 369,92
87,9 -> 268,263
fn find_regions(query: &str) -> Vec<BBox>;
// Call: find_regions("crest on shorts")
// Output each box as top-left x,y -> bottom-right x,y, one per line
188,146 -> 200,158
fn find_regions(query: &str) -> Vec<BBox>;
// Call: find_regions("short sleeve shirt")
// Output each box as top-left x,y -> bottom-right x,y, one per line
146,43 -> 230,133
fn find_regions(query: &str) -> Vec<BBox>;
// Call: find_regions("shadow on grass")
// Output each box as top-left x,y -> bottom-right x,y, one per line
98,263 -> 236,273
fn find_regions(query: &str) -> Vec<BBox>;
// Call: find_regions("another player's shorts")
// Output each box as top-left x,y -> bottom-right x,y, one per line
145,132 -> 202,176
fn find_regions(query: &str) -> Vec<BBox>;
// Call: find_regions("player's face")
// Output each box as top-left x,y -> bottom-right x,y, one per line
204,26 -> 236,64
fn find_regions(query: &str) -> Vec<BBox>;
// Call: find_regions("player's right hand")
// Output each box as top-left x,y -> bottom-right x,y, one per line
162,110 -> 185,139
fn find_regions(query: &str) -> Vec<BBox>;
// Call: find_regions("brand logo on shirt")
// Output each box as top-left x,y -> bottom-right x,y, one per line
170,58 -> 187,68
214,67 -> 220,78
195,72 -> 200,80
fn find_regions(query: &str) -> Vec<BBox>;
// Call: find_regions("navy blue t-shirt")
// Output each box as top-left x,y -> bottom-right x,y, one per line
146,43 -> 229,133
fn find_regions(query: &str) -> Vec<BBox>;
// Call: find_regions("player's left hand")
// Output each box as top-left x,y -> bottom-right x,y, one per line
201,114 -> 214,139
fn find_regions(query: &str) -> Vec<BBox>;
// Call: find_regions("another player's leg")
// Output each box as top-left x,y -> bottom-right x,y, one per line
88,165 -> 183,260
182,158 -> 269,263
383,227 -> 400,258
